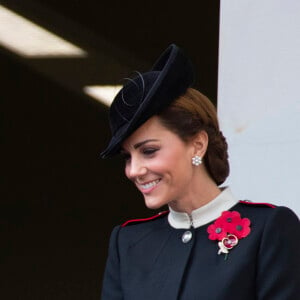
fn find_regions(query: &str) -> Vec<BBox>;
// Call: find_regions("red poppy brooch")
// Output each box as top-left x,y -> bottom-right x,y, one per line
207,211 -> 251,260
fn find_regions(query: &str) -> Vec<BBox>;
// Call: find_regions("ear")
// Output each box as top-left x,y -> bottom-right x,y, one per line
192,130 -> 208,158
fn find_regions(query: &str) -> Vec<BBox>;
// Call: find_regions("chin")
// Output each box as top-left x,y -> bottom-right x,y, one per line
144,197 -> 166,210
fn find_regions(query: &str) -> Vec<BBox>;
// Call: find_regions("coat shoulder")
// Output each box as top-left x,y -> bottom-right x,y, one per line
236,201 -> 299,225
233,200 -> 277,222
121,211 -> 169,227
239,200 -> 276,208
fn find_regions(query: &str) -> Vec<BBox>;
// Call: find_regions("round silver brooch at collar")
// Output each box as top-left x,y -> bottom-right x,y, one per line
182,230 -> 193,243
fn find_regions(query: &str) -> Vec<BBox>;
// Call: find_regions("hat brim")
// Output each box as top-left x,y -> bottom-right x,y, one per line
100,44 -> 194,158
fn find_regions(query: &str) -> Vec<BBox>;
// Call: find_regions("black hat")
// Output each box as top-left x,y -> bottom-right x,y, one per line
100,44 -> 194,158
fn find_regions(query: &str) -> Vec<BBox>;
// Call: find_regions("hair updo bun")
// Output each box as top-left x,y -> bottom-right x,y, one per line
158,88 -> 229,185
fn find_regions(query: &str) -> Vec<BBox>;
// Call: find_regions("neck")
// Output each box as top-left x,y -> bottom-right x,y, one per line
169,173 -> 221,214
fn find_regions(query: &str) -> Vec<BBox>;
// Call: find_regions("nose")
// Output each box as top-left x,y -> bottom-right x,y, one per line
125,156 -> 147,180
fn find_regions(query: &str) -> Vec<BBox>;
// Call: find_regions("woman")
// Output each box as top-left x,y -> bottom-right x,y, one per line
100,44 -> 300,299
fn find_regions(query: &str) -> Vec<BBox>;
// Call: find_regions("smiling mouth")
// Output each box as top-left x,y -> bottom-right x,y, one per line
139,179 -> 161,190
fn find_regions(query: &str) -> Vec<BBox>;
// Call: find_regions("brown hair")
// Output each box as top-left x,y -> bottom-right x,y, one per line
158,88 -> 229,185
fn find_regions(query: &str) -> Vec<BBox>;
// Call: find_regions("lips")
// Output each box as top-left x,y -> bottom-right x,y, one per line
137,179 -> 161,192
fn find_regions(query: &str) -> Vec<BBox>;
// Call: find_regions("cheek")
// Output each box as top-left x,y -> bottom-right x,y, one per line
147,158 -> 167,173
166,149 -> 190,170
154,149 -> 184,169
171,155 -> 192,180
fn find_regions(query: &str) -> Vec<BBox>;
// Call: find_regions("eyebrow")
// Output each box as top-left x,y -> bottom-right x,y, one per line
134,139 -> 159,149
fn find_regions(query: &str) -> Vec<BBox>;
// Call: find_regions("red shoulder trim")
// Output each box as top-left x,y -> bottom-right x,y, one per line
121,211 -> 169,227
239,200 -> 276,208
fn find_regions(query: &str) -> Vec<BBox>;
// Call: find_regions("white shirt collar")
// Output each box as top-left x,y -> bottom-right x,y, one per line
168,187 -> 239,229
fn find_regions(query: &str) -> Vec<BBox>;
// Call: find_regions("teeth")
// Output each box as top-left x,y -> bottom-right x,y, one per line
140,180 -> 160,189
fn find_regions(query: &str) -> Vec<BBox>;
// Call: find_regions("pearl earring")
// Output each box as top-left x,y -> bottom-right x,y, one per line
192,155 -> 202,166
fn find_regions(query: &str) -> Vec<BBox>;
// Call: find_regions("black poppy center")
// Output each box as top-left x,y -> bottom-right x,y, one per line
236,225 -> 243,231
215,228 -> 222,234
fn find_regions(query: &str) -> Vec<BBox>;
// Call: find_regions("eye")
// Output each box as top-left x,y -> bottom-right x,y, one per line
142,147 -> 159,156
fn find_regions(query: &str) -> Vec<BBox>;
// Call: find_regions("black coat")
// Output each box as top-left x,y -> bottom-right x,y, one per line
101,202 -> 300,299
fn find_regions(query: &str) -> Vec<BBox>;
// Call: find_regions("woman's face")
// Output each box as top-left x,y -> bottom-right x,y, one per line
121,116 -> 199,210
